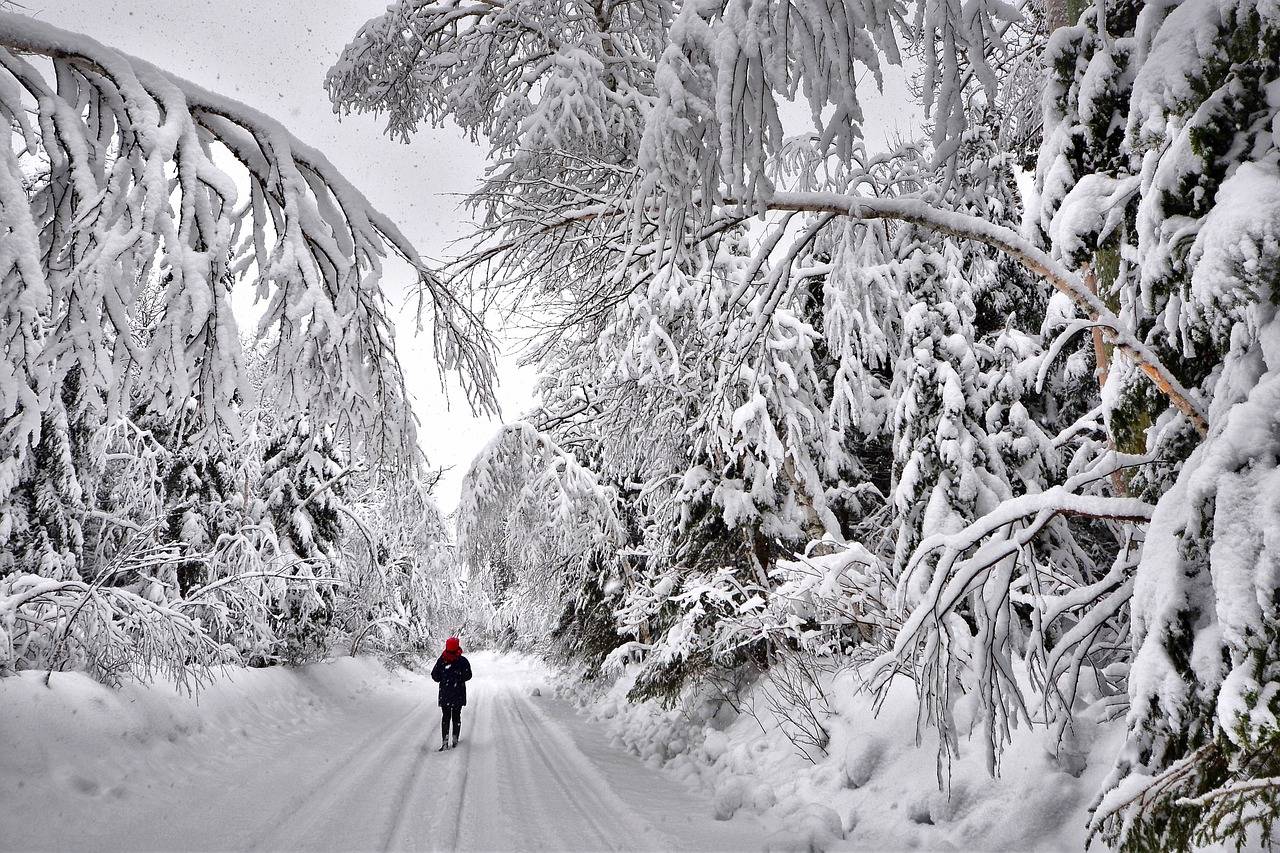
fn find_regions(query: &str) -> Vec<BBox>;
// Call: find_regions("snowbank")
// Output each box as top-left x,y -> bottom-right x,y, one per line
562,663 -> 1127,851
1,651 -> 1126,851
0,657 -> 424,850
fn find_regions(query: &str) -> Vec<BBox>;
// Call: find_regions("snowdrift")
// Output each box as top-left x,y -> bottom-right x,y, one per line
0,657 -> 420,851
566,662 -> 1129,851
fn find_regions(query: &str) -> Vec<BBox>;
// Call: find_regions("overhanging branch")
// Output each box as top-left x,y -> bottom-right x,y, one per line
759,191 -> 1209,436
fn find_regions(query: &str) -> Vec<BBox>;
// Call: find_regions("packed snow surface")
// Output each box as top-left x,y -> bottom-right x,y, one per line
0,652 -> 764,852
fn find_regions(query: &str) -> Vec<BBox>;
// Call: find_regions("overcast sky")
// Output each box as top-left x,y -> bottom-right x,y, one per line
35,1 -> 916,512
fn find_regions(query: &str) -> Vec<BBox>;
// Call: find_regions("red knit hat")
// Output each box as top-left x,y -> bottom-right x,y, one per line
444,636 -> 461,653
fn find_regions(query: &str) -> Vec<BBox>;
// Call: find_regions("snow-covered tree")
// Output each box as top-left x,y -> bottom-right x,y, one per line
1041,0 -> 1280,845
336,469 -> 467,655
0,12 -> 487,681
259,416 -> 346,662
332,1 -> 1280,847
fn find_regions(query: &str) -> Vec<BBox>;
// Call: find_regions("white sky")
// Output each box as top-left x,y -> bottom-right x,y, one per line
35,1 -> 917,512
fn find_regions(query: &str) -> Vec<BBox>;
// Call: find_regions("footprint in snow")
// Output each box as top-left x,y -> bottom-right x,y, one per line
69,776 -> 100,796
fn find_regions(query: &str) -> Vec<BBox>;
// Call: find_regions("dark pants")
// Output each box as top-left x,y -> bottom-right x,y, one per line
441,705 -> 461,742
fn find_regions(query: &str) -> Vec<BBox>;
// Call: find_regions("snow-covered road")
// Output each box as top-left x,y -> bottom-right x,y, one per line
1,652 -> 764,852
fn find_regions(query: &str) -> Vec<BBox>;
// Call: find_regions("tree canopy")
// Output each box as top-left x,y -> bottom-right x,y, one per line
330,0 -> 1280,847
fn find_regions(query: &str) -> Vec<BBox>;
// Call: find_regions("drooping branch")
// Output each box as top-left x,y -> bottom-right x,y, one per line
759,191 -> 1209,435
447,183 -> 1210,435
0,11 -> 496,473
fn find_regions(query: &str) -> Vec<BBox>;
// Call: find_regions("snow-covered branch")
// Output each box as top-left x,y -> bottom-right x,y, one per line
758,191 -> 1209,435
456,423 -> 624,632
0,573 -> 234,687
0,11 -> 494,490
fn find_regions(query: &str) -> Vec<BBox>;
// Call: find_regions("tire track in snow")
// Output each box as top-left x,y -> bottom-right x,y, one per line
476,688 -> 594,850
378,735 -> 437,852
506,690 -> 674,851
248,698 -> 427,851
439,741 -> 475,852
507,697 -> 620,849
382,696 -> 478,851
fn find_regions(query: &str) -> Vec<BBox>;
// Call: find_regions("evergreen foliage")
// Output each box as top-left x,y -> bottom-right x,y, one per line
345,0 -> 1280,848
3,0 -> 1280,847
0,14 -> 477,681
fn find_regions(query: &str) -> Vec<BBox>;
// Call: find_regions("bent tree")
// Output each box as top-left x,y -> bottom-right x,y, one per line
330,0 -> 1280,847
0,13 -> 490,680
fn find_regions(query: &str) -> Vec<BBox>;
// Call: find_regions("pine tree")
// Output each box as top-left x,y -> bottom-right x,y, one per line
260,416 -> 347,663
2,406 -> 84,581
1071,0 -> 1280,844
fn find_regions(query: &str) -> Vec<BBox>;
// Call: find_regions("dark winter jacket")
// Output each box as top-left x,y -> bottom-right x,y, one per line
431,654 -> 472,707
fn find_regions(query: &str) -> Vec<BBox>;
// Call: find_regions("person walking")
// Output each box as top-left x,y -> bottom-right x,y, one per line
431,636 -> 472,750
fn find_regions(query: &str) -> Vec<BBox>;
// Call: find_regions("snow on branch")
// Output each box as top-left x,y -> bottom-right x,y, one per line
758,191 -> 1209,435
456,423 -> 624,626
891,485 -> 1150,643
441,179 -> 1208,435
0,12 -> 494,503
327,0 -> 659,156
0,573 -> 235,688
873,451 -> 1155,767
